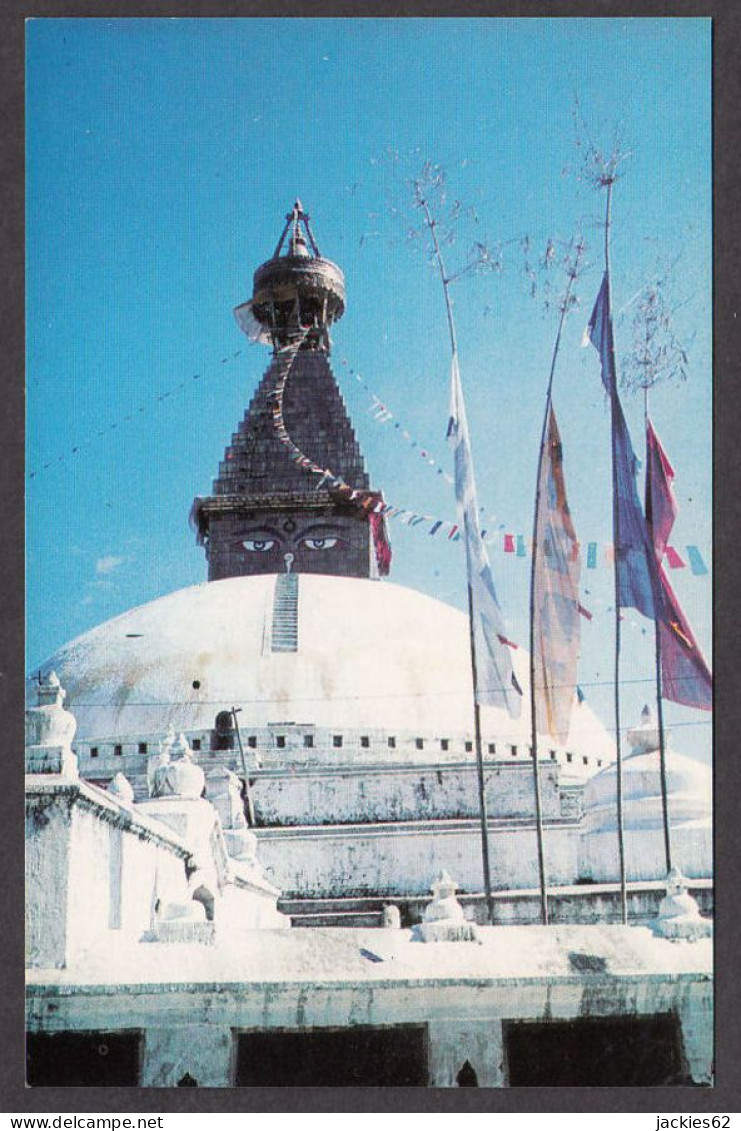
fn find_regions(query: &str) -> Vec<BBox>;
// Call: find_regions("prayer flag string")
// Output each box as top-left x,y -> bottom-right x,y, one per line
28,349 -> 245,482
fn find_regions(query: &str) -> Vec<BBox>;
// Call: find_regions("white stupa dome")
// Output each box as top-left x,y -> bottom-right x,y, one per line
583,706 -> 711,833
29,574 -> 615,763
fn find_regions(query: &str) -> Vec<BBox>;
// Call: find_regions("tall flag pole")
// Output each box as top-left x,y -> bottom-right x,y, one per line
586,181 -> 667,923
644,408 -> 713,872
605,180 -> 628,925
417,188 -> 522,925
644,390 -> 672,875
528,243 -> 584,926
592,178 -> 628,924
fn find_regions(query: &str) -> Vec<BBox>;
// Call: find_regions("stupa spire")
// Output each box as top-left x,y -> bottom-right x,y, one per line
191,201 -> 390,582
234,199 -> 346,354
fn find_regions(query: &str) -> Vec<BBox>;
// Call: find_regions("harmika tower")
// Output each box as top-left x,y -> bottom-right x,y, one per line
191,201 -> 391,581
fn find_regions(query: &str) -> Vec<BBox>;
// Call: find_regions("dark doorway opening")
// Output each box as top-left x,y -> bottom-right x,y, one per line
456,1059 -> 479,1086
235,1025 -> 428,1087
26,1031 -> 141,1087
504,1013 -> 686,1087
211,710 -> 235,751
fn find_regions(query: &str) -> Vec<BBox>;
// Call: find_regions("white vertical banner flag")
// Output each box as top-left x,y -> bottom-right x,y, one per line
448,351 -> 522,717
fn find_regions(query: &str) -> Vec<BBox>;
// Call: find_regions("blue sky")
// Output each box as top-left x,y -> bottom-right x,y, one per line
26,18 -> 711,762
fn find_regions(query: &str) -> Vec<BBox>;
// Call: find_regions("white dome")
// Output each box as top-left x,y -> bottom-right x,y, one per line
584,748 -> 712,832
30,574 -> 614,759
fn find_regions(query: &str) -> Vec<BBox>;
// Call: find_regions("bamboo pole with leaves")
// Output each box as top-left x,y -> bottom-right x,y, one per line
622,275 -> 690,876
413,177 -> 496,925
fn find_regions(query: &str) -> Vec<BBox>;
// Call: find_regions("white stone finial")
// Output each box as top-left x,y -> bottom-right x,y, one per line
653,867 -> 712,941
173,732 -> 193,760
627,703 -> 668,757
382,904 -> 401,929
425,871 -> 465,924
414,870 -> 478,943
151,732 -> 205,800
107,772 -> 134,805
148,727 -> 176,797
159,724 -> 176,757
35,670 -> 63,706
25,672 -> 78,777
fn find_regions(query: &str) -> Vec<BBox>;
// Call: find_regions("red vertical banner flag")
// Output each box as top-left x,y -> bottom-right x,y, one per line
646,420 -> 713,711
533,407 -> 582,742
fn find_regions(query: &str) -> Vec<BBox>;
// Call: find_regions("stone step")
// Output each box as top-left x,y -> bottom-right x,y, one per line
279,895 -> 391,916
288,910 -> 385,929
278,881 -> 714,930
271,574 -> 299,653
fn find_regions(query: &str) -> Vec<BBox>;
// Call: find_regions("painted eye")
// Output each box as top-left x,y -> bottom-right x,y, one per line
242,539 -> 276,552
301,537 -> 339,551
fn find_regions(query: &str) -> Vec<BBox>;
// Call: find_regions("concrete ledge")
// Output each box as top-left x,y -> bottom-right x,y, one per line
280,879 -> 714,928
26,776 -> 191,858
255,815 -> 581,839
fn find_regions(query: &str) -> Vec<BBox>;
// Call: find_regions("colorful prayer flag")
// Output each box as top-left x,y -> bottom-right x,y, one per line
448,351 -> 521,716
587,274 -> 664,621
665,546 -> 686,570
585,275 -> 613,394
646,420 -> 712,711
687,545 -> 709,576
532,407 -> 582,743
645,420 -> 677,561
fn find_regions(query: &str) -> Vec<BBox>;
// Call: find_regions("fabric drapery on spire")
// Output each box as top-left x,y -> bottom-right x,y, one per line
646,420 -> 713,711
533,406 -> 582,743
587,273 -> 665,622
368,501 -> 392,577
448,351 -> 522,717
233,299 -> 274,346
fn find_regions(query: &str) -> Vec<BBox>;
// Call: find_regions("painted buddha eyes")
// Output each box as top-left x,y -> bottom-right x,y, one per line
242,539 -> 276,552
300,537 -> 339,551
240,535 -> 342,553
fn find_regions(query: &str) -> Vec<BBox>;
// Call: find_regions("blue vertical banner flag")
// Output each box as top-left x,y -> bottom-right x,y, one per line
587,274 -> 665,622
448,351 -> 522,717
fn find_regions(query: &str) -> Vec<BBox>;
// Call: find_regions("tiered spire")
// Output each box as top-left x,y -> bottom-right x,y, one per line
191,202 -> 385,582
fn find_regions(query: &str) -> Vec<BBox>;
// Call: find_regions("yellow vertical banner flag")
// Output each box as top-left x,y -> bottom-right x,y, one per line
533,406 -> 582,742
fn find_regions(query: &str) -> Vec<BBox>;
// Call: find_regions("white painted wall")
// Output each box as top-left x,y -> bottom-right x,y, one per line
256,819 -> 580,897
29,965 -> 713,1088
25,794 -> 71,968
26,781 -> 192,967
251,761 -> 566,826
579,823 -> 712,883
